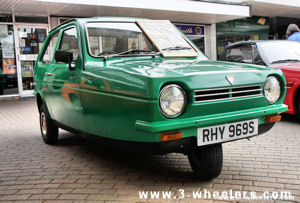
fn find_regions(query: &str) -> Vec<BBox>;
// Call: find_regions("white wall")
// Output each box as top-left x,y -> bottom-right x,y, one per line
205,24 -> 217,60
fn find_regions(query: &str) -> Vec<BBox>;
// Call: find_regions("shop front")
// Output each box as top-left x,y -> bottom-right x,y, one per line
1,16 -> 208,98
0,21 -> 17,96
0,15 -> 48,97
216,16 -> 269,59
0,0 -> 251,98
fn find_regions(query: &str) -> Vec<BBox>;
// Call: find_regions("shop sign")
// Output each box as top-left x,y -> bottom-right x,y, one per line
175,24 -> 204,35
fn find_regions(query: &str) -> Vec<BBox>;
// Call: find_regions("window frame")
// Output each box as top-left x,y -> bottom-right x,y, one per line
86,22 -> 171,59
39,31 -> 60,65
85,21 -> 160,59
252,44 -> 265,66
57,25 -> 80,63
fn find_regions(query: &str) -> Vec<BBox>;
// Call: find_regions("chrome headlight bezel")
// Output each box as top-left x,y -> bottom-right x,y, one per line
159,84 -> 187,118
263,76 -> 281,104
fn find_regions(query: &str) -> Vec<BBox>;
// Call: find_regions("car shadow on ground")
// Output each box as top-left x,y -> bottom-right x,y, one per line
281,113 -> 300,123
56,132 -> 202,184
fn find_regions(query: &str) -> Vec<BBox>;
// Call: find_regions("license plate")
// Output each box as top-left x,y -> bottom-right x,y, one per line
197,119 -> 258,146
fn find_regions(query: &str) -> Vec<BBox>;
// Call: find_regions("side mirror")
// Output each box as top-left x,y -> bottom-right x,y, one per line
55,50 -> 74,70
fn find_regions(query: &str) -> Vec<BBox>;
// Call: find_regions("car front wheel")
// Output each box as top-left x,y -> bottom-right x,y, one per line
40,105 -> 58,145
188,144 -> 223,180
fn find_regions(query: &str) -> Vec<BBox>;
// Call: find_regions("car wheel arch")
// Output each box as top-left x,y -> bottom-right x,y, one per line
295,85 -> 300,114
36,93 -> 51,117
36,93 -> 43,113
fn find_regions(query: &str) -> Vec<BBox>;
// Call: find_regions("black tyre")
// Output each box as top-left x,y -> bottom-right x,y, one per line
0,86 -> 3,95
188,144 -> 223,180
40,105 -> 59,145
258,123 -> 275,135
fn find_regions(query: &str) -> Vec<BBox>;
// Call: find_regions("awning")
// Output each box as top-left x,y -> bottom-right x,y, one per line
0,0 -> 251,24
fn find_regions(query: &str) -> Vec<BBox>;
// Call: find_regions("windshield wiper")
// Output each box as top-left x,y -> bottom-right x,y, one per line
271,59 -> 300,64
162,46 -> 192,51
104,49 -> 158,59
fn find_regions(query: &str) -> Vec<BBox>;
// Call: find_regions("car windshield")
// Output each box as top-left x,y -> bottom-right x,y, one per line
86,21 -> 200,58
258,41 -> 300,65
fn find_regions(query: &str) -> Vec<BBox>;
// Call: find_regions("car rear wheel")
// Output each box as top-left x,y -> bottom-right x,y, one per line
40,105 -> 58,145
188,144 -> 223,180
0,86 -> 3,95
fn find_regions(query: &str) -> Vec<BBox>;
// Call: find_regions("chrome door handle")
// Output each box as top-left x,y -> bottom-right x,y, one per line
45,72 -> 53,76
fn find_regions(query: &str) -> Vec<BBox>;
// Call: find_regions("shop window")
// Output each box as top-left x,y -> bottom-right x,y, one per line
0,14 -> 12,22
15,16 -> 48,24
17,27 -> 48,92
59,18 -> 71,24
0,25 -> 18,96
18,28 -> 47,55
40,32 -> 59,64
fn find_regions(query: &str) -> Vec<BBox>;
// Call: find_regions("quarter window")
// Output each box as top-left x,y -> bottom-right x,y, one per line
40,32 -> 59,64
59,27 -> 79,60
226,45 -> 253,63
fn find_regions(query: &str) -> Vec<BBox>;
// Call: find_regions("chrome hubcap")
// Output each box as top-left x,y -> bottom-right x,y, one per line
41,112 -> 47,135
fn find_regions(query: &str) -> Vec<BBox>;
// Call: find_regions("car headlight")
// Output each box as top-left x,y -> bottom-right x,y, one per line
264,76 -> 281,104
159,84 -> 186,118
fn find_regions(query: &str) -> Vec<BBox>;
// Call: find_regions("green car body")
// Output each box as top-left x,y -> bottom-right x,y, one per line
34,17 -> 287,180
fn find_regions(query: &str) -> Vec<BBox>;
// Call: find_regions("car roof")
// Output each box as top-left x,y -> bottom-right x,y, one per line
50,17 -> 149,34
77,16 -> 148,22
225,40 -> 299,49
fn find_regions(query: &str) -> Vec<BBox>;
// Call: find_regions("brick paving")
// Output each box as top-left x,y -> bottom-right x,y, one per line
0,99 -> 300,202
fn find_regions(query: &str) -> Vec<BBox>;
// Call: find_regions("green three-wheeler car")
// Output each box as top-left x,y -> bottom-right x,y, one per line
34,17 -> 287,180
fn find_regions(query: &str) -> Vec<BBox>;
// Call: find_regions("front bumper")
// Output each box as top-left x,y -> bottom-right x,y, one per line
135,104 -> 287,133
88,105 -> 287,155
92,122 -> 276,155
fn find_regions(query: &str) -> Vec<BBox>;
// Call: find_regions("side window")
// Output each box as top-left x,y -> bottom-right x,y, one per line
40,32 -> 59,64
58,27 -> 79,61
226,45 -> 253,63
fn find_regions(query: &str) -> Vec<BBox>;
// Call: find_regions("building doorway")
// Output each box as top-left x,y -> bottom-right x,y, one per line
14,25 -> 48,97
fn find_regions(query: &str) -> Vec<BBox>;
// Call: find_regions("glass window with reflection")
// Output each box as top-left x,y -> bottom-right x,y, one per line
40,32 -> 59,64
257,41 -> 300,66
87,23 -> 157,57
226,45 -> 253,63
59,28 -> 79,60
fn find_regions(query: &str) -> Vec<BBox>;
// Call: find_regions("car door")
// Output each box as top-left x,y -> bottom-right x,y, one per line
35,30 -> 60,116
48,25 -> 83,127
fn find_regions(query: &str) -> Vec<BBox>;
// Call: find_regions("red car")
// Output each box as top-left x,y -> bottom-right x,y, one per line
220,40 -> 300,115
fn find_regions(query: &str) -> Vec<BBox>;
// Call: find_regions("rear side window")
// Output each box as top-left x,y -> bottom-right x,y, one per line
40,32 -> 59,64
226,45 -> 253,63
58,27 -> 79,60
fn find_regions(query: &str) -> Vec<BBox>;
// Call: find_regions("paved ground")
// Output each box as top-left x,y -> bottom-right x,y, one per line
0,99 -> 300,202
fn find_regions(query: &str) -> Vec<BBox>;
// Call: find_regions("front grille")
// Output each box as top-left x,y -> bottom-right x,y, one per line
193,85 -> 263,103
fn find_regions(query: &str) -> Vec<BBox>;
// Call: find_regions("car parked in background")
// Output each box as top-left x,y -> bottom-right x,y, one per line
34,17 -> 287,180
220,40 -> 300,115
